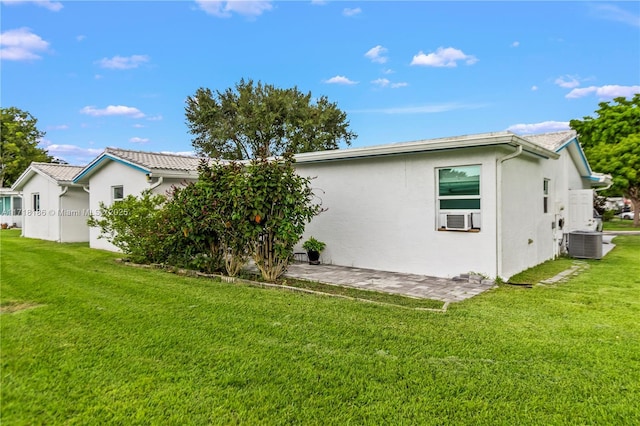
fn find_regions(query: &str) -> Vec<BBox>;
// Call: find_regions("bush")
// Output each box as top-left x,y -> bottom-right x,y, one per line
87,190 -> 167,264
87,157 -> 322,280
603,209 -> 616,222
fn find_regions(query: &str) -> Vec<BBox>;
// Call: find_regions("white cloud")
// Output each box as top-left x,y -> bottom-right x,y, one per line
310,0 -> 327,5
351,102 -> 487,114
0,27 -> 49,61
372,78 -> 390,87
129,137 -> 150,144
371,78 -> 407,89
324,75 -> 358,85
511,41 -> 520,48
133,124 -> 146,128
364,45 -> 388,64
507,121 -> 570,134
410,47 -> 478,67
147,115 -> 163,121
566,85 -> 640,99
196,1 -> 272,18
41,142 -> 103,164
531,85 -> 539,91
47,124 -> 69,130
161,151 -> 197,157
1,0 -> 63,12
343,7 -> 361,17
591,4 -> 640,27
96,55 -> 150,70
554,75 -> 581,89
80,105 -> 145,118
76,35 -> 86,42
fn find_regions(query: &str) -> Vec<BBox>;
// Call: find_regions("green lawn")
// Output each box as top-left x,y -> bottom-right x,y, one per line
604,218 -> 639,231
2,229 -> 639,425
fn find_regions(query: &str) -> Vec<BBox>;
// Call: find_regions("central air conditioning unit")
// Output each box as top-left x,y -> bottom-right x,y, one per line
445,213 -> 472,231
568,231 -> 602,259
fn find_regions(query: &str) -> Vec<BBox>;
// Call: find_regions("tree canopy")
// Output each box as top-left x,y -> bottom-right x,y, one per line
1,107 -> 52,188
185,79 -> 356,160
570,94 -> 640,226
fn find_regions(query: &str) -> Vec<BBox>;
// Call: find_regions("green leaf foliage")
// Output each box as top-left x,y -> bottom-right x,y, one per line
246,155 -> 323,281
0,107 -> 52,187
570,94 -> 640,226
88,158 -> 322,280
185,78 -> 356,160
87,191 -> 167,264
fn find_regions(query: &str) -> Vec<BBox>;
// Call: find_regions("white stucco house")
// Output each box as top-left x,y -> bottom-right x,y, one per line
11,163 -> 88,242
73,148 -> 201,251
1,188 -> 23,228
294,130 -> 610,280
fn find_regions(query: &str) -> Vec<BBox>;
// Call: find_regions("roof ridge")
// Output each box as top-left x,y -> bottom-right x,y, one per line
105,147 -> 199,159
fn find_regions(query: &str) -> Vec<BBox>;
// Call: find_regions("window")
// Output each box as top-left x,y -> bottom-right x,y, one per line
543,179 -> 550,213
112,186 -> 124,202
1,197 -> 10,215
32,193 -> 40,212
13,197 -> 22,215
437,165 -> 481,230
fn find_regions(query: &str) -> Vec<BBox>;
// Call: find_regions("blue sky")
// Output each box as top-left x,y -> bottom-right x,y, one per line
2,0 -> 639,165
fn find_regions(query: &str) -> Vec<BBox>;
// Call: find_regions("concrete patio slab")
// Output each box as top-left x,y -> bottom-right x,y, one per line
284,263 -> 496,303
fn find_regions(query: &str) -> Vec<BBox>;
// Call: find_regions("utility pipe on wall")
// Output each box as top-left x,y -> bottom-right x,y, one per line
149,176 -> 164,191
58,186 -> 69,242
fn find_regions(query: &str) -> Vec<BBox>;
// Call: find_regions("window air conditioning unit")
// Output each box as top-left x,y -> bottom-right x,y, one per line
568,231 -> 602,260
445,213 -> 472,231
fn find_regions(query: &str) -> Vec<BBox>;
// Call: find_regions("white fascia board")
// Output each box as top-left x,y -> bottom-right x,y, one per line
10,167 -> 38,190
294,132 -> 559,164
11,166 -> 59,190
73,152 -> 150,184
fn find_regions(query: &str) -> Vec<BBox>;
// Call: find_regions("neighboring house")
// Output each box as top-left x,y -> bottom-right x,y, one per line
0,188 -> 22,228
11,163 -> 88,242
73,148 -> 202,251
294,130 -> 610,280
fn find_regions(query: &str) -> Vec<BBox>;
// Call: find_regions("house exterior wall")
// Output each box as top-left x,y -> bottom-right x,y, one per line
21,175 -> 61,241
87,161 -> 194,251
295,148 -> 500,278
499,148 -> 595,278
59,187 -> 90,242
500,153 -> 556,279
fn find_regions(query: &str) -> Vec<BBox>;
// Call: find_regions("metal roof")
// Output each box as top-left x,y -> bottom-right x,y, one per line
11,162 -> 85,190
73,148 -> 203,183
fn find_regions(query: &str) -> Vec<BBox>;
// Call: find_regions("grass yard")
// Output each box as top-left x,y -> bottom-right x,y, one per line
1,230 -> 639,425
603,218 -> 639,231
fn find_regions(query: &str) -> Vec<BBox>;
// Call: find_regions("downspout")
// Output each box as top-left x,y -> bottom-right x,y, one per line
594,181 -> 613,193
149,176 -> 164,191
496,144 -> 523,280
58,186 -> 69,242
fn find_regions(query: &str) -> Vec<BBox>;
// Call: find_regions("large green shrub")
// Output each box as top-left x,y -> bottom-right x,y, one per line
87,190 -> 167,264
246,155 -> 322,281
87,157 -> 322,280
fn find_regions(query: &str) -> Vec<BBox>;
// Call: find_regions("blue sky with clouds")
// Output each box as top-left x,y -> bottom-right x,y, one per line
1,0 -> 639,165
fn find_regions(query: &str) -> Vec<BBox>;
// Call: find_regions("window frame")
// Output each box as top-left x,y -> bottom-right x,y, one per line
543,179 -> 550,214
436,164 -> 482,231
112,185 -> 124,203
32,193 -> 40,212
